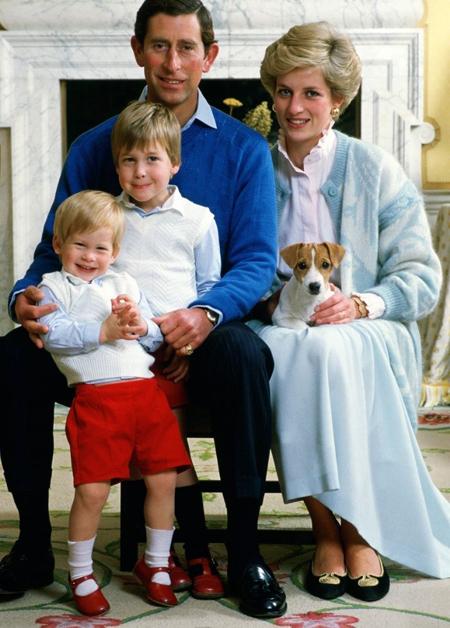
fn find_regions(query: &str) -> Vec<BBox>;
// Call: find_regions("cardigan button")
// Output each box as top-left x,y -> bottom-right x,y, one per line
328,187 -> 337,197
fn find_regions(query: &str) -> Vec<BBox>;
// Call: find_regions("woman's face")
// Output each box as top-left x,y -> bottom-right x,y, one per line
273,66 -> 342,158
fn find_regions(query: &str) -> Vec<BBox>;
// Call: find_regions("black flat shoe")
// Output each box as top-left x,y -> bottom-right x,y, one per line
347,555 -> 390,602
304,560 -> 347,600
0,543 -> 54,601
229,560 -> 287,618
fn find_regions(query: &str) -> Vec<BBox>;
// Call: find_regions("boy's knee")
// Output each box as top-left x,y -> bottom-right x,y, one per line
76,483 -> 110,510
145,471 -> 177,497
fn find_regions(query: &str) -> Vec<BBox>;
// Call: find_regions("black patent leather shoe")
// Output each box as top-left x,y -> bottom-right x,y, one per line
347,555 -> 390,602
304,560 -> 347,600
0,543 -> 54,601
229,561 -> 287,618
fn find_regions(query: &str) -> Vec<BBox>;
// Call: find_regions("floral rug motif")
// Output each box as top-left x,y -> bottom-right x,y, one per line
0,407 -> 449,627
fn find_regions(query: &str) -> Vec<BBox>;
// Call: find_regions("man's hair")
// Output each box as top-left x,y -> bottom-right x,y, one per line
54,190 -> 125,253
111,101 -> 181,166
134,0 -> 216,52
260,21 -> 361,114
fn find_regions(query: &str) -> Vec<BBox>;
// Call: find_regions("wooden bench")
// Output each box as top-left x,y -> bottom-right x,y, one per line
119,406 -> 314,571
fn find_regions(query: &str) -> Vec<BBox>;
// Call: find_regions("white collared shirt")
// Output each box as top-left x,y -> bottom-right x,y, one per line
277,128 -> 338,277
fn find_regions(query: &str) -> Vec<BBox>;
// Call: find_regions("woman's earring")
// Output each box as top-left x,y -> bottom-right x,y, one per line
331,107 -> 340,120
272,103 -> 277,113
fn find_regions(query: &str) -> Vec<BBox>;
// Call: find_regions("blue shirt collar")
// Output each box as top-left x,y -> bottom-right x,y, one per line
138,86 -> 216,131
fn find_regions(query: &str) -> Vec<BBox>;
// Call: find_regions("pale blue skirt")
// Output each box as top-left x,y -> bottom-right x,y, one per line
248,318 -> 450,578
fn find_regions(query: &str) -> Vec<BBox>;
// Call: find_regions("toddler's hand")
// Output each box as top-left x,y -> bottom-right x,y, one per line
100,312 -> 131,342
101,295 -> 148,341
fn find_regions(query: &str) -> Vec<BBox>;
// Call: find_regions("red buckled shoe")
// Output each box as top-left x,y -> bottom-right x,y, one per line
69,574 -> 110,616
133,557 -> 177,607
169,550 -> 192,592
187,557 -> 224,599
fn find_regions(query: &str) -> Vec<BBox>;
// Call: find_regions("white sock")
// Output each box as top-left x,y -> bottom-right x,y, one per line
144,526 -> 174,585
68,536 -> 98,596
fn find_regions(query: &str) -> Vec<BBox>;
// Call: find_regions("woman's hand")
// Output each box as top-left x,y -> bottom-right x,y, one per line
309,285 -> 360,325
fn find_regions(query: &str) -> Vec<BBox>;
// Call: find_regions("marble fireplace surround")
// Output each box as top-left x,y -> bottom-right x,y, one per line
0,0 -> 435,329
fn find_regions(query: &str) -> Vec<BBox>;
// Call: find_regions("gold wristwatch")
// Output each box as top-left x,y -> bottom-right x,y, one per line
199,307 -> 219,327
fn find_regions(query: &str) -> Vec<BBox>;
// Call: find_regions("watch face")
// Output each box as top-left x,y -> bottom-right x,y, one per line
205,309 -> 218,325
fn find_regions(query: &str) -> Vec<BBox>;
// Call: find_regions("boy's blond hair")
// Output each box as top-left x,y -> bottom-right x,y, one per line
111,101 -> 181,166
54,190 -> 125,253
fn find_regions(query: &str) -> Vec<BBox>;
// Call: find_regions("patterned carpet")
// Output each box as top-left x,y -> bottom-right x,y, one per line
0,406 -> 449,627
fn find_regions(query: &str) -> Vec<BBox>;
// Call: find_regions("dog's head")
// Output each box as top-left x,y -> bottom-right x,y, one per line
280,242 -> 346,296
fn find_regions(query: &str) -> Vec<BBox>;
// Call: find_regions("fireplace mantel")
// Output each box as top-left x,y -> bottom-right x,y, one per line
0,0 -> 433,332
0,0 -> 424,31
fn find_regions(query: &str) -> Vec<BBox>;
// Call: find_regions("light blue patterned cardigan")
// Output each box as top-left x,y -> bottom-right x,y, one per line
271,131 -> 442,428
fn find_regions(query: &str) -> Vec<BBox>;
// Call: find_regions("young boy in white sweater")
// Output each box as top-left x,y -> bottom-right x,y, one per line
111,101 -> 223,599
38,189 -> 191,616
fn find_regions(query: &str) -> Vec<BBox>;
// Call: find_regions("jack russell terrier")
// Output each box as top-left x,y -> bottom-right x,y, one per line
272,242 -> 346,330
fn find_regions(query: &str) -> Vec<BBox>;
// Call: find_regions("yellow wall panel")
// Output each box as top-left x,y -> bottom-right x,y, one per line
421,0 -> 450,189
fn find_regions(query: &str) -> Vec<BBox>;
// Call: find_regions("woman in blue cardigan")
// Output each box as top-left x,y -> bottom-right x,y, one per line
250,21 -> 450,602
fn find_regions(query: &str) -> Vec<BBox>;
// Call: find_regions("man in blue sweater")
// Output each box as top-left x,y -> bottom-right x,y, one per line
0,0 -> 286,619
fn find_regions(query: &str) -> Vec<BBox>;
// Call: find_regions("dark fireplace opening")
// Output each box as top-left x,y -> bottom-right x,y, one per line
65,78 -> 360,152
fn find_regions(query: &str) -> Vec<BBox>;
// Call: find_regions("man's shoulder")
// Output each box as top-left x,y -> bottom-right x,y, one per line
210,106 -> 269,148
70,115 -> 118,151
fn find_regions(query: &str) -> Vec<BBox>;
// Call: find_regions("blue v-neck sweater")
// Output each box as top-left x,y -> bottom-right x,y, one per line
12,107 -> 277,323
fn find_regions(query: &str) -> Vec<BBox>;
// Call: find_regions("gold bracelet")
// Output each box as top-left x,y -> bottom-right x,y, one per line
351,295 -> 368,319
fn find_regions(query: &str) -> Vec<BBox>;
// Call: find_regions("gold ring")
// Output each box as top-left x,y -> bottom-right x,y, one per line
184,343 -> 194,356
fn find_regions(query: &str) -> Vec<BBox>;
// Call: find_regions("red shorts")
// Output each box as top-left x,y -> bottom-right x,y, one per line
152,346 -> 189,408
66,378 -> 191,486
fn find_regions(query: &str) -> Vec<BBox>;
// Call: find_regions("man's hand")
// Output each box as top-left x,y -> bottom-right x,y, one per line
15,286 -> 58,348
159,344 -> 189,383
153,308 -> 214,356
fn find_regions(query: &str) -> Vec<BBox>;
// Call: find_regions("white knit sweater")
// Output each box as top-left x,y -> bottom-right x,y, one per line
114,187 -> 215,316
40,270 -> 157,385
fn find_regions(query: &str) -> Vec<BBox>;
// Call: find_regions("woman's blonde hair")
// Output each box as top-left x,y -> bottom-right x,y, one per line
54,190 -> 125,253
260,21 -> 361,114
111,101 -> 181,166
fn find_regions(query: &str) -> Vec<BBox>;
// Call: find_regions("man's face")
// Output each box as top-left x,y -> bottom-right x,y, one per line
131,13 -> 218,125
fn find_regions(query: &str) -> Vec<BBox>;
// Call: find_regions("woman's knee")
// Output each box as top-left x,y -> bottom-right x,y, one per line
300,331 -> 341,366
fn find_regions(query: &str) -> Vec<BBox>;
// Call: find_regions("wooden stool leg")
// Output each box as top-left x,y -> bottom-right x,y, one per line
120,479 -> 146,571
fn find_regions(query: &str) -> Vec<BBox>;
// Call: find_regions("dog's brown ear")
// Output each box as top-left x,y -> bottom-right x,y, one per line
280,243 -> 303,268
323,242 -> 345,267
